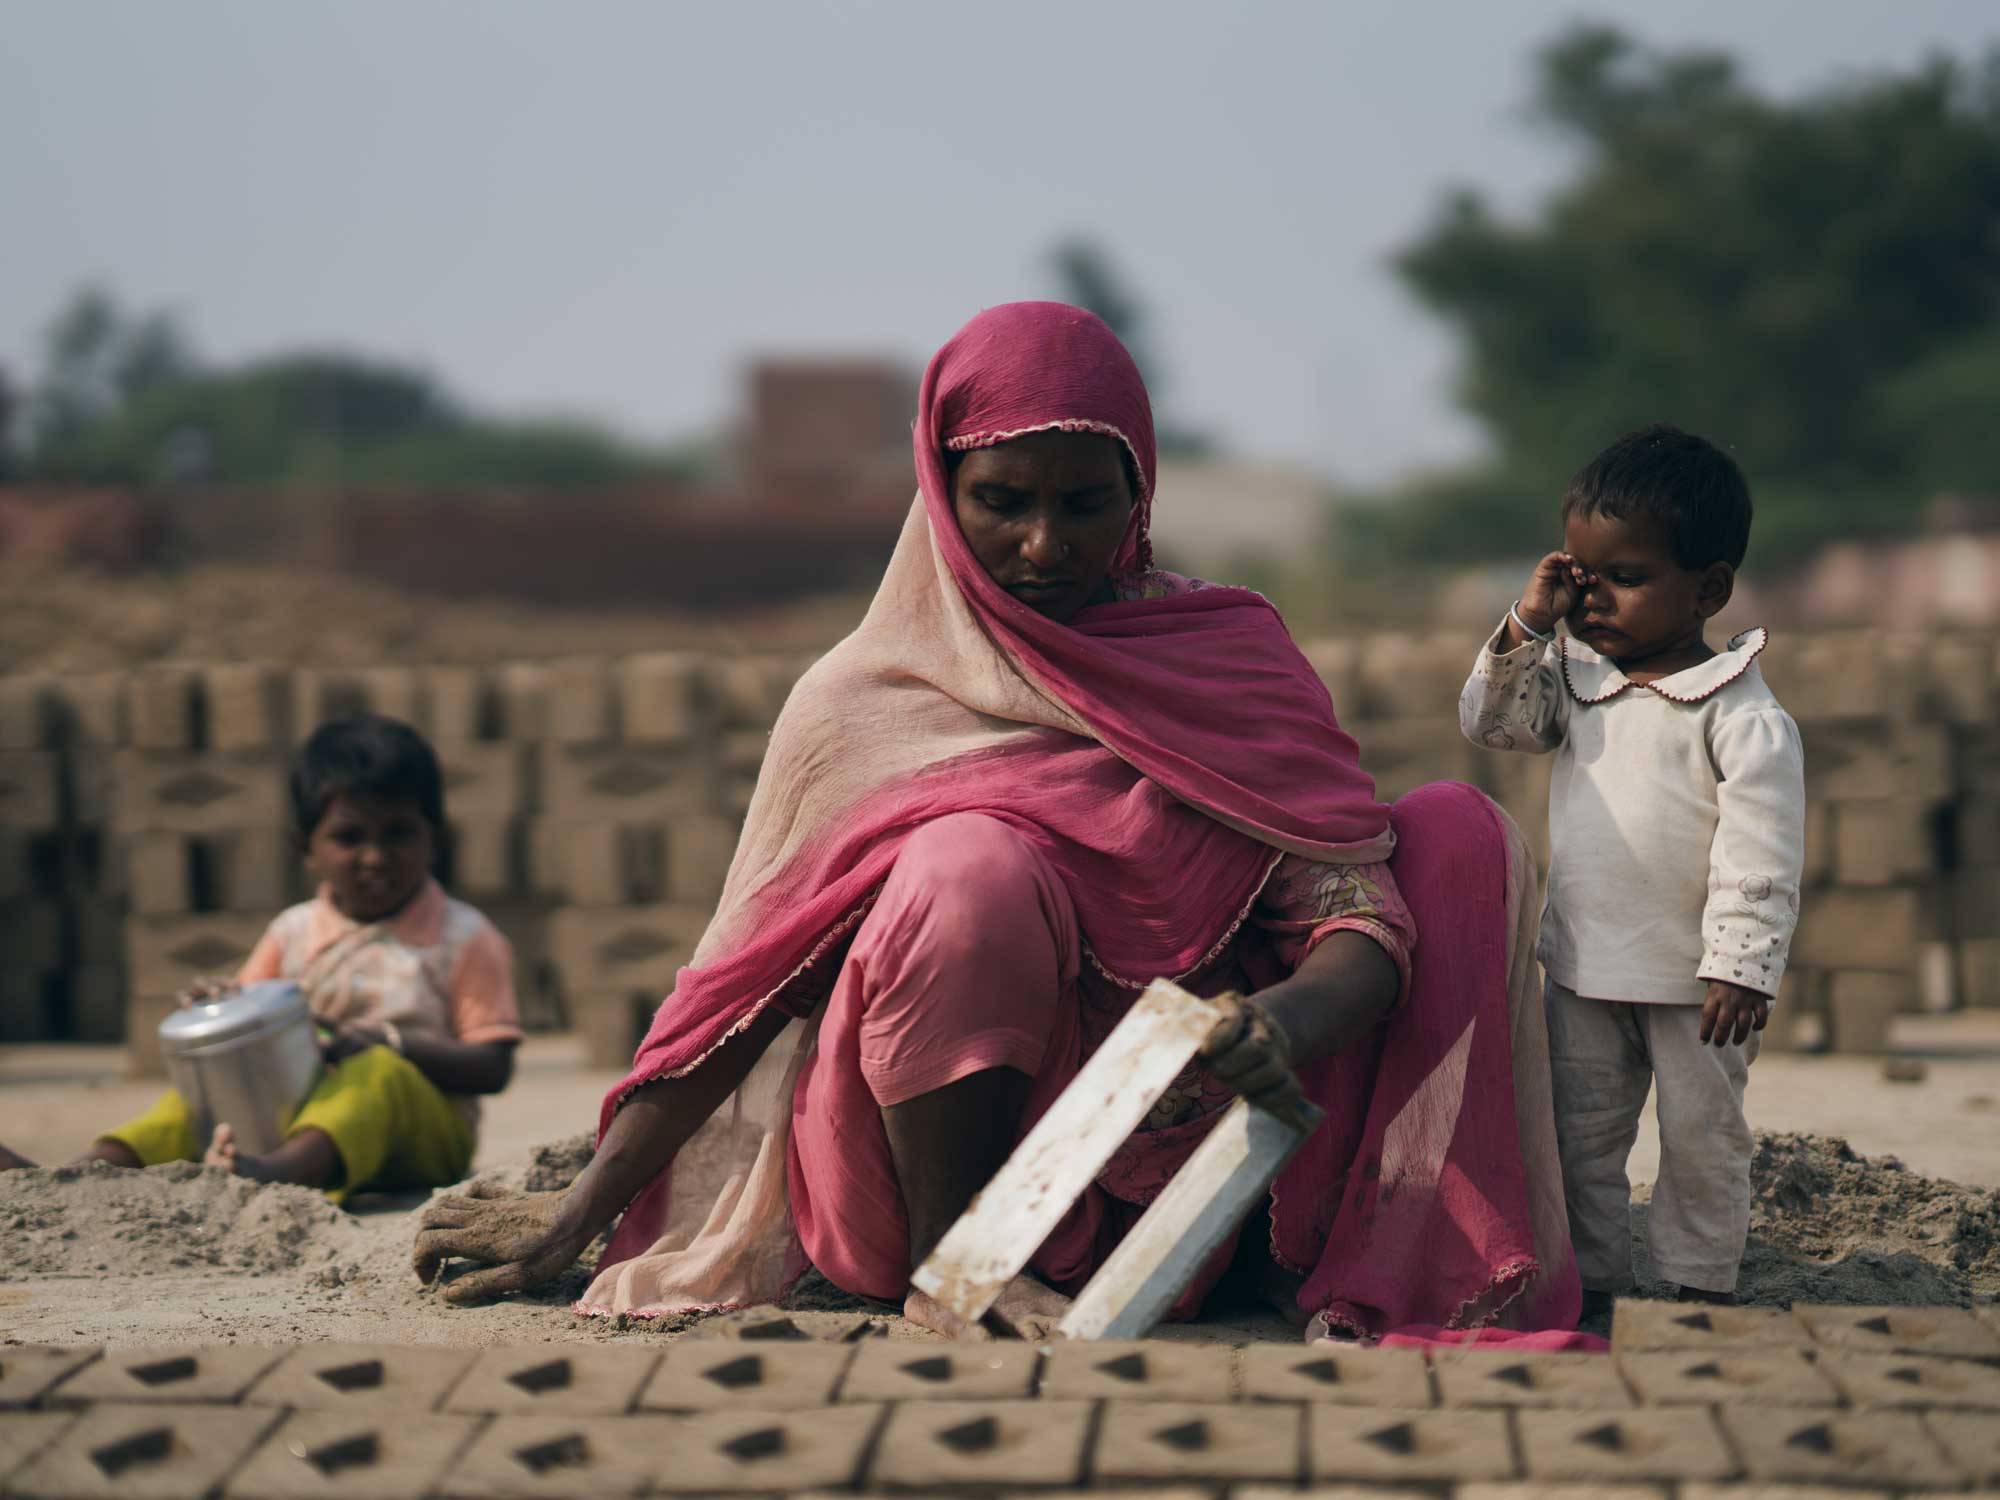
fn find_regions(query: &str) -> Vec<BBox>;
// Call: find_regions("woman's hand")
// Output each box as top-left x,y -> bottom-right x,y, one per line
1200,994 -> 1311,1130
411,1181 -> 593,1305
1512,551 -> 1591,640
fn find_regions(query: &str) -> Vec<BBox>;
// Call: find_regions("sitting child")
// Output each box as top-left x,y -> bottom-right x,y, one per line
8,713 -> 521,1200
1459,424 -> 1805,1316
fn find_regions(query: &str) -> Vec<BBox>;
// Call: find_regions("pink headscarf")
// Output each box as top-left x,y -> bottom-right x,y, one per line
583,302 -> 1396,1314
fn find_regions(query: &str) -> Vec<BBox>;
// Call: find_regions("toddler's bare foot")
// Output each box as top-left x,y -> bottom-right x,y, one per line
204,1124 -> 243,1174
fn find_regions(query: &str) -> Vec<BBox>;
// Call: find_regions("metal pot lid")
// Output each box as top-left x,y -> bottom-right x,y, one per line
158,980 -> 310,1049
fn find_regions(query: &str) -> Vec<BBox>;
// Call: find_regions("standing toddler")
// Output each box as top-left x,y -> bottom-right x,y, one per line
1460,424 -> 1805,1316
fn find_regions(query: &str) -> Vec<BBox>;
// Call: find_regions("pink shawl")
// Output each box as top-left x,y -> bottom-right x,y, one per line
579,303 -> 1397,1315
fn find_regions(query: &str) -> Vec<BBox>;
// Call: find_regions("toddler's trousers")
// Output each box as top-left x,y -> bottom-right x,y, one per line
1544,979 -> 1759,1295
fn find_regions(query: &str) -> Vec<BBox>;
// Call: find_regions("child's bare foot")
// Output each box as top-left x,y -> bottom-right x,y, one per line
0,1141 -> 37,1170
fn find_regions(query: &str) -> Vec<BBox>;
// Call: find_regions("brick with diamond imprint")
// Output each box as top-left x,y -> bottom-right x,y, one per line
1718,1407 -> 1965,1489
54,1345 -> 287,1405
651,1403 -> 887,1492
1039,1340 -> 1234,1402
246,1345 -> 477,1412
1819,1350 -> 2000,1410
444,1347 -> 661,1416
1925,1408 -> 2000,1486
638,1342 -> 855,1411
1240,1343 -> 1432,1407
1309,1404 -> 1515,1484
1095,1400 -> 1301,1484
1432,1350 -> 1635,1408
1456,1485 -> 1670,1500
838,1340 -> 1038,1403
1792,1304 -> 2000,1359
224,1411 -> 482,1500
12,1402 -> 283,1500
0,1412 -> 78,1488
1516,1407 -> 1737,1483
440,1413 -> 675,1499
0,1348 -> 100,1409
870,1399 -> 1091,1489
1611,1298 -> 1810,1352
1615,1348 -> 1841,1408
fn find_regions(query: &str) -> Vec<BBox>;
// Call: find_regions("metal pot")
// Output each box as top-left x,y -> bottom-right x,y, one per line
158,981 -> 324,1156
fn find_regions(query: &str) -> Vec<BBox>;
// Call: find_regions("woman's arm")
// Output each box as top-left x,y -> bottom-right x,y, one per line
411,1005 -> 792,1303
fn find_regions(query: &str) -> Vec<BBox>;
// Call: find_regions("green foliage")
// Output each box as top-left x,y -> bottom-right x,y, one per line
1379,24 -> 2000,564
19,288 -> 688,491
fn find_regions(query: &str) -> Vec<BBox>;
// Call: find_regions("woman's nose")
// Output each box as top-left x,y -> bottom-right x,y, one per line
1022,520 -> 1067,568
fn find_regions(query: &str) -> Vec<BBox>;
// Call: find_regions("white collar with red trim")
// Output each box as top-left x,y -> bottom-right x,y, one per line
1561,626 -> 1770,706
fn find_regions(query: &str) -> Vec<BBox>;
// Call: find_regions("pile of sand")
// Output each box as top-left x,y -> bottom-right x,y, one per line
2,1160 -> 370,1278
1632,1131 -> 2000,1307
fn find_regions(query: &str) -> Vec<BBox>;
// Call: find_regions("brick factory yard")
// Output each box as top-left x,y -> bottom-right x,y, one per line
2,1020 -> 1997,1351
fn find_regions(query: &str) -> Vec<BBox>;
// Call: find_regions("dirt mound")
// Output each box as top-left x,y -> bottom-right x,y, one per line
0,1160 -> 369,1278
1634,1131 -> 2000,1307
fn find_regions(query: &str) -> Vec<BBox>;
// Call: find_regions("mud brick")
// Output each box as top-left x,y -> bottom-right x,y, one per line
1354,717 -> 1479,802
1040,1340 -> 1234,1403
1832,799 -> 1937,883
1801,799 -> 1830,885
424,666 -> 496,743
1964,936 -> 2000,1008
1,900 -> 64,971
0,1348 -> 100,1408
245,1345 -> 479,1412
1517,1407 -> 1735,1483
55,1345 -> 286,1405
619,652 -> 702,744
547,657 -> 618,744
639,1343 -> 855,1411
495,662 -> 550,741
224,1410 -> 482,1500
1307,1405 -> 1515,1484
1925,635 -> 1996,723
434,742 -> 527,820
0,969 -> 59,1041
356,668 -> 429,733
203,665 -> 294,752
547,822 -> 659,906
667,814 -> 739,903
1792,887 -> 1921,973
444,817 -> 520,897
113,751 -> 290,834
569,988 -> 655,1069
0,751 -> 61,829
1794,1303 -> 2000,1358
1803,722 -> 1951,801
49,672 -> 128,749
839,1341 -> 1038,1403
1456,1486 -> 1664,1500
444,1347 -> 661,1416
1095,1399 -> 1300,1484
12,1402 -> 280,1500
1720,1408 -> 1962,1489
542,744 -> 711,820
124,993 -> 181,1075
1680,1487 -> 1889,1500
127,832 -> 196,915
1819,1350 -> 2000,1409
129,664 -> 201,749
1239,1343 -> 1432,1407
0,674 -> 55,749
703,656 -> 789,730
126,913 -> 267,997
0,1411 -> 78,1487
549,903 -> 705,993
441,1412 -> 673,1498
1358,631 -> 1479,720
1925,1408 -> 2000,1485
72,965 -> 127,1042
1301,636 -> 1363,711
1613,1298 -> 1810,1352
212,828 -> 301,912
1616,1348 -> 1839,1408
0,828 -> 32,903
644,1403 -> 882,1492
288,670 -> 370,734
1433,1350 -> 1634,1408
870,1398 -> 1089,1489
1827,971 -> 1910,1054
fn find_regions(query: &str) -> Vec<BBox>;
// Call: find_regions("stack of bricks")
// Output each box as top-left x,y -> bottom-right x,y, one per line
1,626 -> 1996,1070
3,1299 -> 1996,1494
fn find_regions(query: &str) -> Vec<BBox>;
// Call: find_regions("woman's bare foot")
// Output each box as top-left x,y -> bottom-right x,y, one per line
903,1273 -> 1070,1341
0,1141 -> 36,1170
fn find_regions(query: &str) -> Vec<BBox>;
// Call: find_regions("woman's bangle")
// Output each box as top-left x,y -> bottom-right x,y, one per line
1509,601 -> 1555,642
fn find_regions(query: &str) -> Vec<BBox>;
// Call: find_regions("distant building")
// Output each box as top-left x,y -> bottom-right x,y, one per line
1147,459 -> 1331,578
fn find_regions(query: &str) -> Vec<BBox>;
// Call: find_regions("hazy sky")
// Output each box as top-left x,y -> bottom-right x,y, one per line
4,1 -> 1994,485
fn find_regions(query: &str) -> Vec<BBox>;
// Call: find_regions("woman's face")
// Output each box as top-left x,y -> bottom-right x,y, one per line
949,430 -> 1136,622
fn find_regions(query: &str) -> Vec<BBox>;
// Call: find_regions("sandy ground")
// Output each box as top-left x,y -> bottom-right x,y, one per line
2,1018 -> 1996,1350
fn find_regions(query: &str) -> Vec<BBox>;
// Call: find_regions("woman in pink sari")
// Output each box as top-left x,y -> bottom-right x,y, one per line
414,302 -> 1579,1341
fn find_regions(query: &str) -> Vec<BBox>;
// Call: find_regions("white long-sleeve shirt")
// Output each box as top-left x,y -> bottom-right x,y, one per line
1460,620 -> 1805,1005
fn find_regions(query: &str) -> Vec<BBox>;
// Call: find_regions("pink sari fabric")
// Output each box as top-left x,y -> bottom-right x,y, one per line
577,302 -> 1574,1335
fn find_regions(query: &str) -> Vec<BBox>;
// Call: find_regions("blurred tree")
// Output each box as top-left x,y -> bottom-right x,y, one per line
1381,25 -> 2000,563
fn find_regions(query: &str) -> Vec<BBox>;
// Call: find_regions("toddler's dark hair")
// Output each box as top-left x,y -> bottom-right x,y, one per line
1562,424 -> 1753,570
290,713 -> 445,838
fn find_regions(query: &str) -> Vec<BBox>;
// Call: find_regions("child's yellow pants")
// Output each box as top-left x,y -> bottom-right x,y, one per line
102,1045 -> 473,1203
